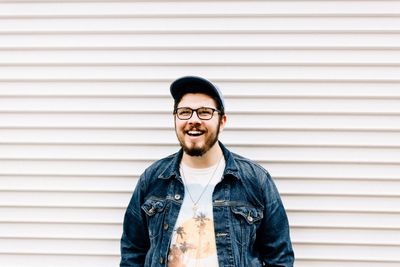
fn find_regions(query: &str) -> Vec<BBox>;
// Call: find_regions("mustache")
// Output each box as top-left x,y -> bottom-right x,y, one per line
185,127 -> 205,132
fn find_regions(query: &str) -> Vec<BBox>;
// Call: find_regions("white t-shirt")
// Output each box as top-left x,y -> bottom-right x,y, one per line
167,158 -> 226,267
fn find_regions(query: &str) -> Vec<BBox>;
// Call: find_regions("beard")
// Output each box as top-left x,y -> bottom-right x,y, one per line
176,121 -> 221,157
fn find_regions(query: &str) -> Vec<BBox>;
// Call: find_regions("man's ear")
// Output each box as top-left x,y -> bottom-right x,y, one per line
219,114 -> 227,132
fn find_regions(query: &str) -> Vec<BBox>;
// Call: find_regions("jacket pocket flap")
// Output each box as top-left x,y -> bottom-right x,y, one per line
141,198 -> 166,216
231,206 -> 263,224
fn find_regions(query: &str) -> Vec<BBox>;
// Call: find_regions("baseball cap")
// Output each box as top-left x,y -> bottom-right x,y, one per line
170,76 -> 225,112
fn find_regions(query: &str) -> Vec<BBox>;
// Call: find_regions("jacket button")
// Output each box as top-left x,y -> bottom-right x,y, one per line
163,223 -> 169,230
159,256 -> 164,264
247,216 -> 253,222
174,194 -> 181,200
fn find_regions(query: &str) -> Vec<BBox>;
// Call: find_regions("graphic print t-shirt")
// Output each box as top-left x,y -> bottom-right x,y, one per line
167,159 -> 225,267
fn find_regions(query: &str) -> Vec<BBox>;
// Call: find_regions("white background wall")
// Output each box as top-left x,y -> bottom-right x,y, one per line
1,1 -> 400,266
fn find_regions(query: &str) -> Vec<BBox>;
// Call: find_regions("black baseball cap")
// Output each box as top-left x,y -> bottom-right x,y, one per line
170,76 -> 225,112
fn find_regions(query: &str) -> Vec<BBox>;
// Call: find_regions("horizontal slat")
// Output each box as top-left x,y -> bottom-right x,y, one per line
0,190 -> 392,212
0,144 -> 175,160
0,159 -> 153,176
295,243 -> 400,262
295,260 -> 400,267
0,253 -> 397,267
288,211 -> 400,229
0,96 -> 399,114
2,49 -> 400,64
233,146 -> 400,164
0,207 -> 124,224
2,128 -> 399,147
1,65 -> 399,81
1,81 -> 400,98
0,222 -> 119,239
0,81 -> 171,96
1,113 -> 399,131
229,114 -> 400,130
2,208 -> 400,229
0,113 -> 174,128
277,179 -> 400,197
1,224 -> 399,246
0,238 -> 119,255
285,195 -> 400,213
1,144 -> 399,164
227,98 -> 400,114
0,175 -> 135,192
223,130 -> 400,147
0,160 -> 398,179
266,162 -> 400,181
0,129 -> 177,145
1,175 -> 399,197
1,33 -> 400,49
292,227 -> 400,245
0,254 -> 119,267
0,96 -> 169,112
1,17 -> 400,32
0,191 -> 130,208
1,1 -> 400,16
0,207 -> 396,230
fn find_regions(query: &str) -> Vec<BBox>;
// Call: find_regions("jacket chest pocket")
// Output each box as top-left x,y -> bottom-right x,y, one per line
141,198 -> 167,239
230,206 -> 263,245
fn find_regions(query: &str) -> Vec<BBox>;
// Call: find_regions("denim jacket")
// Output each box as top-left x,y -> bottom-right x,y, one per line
120,142 -> 294,267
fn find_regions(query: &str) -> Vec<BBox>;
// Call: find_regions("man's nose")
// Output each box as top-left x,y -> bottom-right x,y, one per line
188,110 -> 202,123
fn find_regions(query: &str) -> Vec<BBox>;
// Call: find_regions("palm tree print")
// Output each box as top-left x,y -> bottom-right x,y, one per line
175,226 -> 186,239
180,241 -> 195,253
195,212 -> 210,233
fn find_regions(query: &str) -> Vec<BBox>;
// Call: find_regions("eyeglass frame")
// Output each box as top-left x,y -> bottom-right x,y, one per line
174,107 -> 221,120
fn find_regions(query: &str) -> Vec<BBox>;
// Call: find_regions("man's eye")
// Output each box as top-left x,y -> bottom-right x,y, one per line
198,109 -> 212,115
178,109 -> 191,116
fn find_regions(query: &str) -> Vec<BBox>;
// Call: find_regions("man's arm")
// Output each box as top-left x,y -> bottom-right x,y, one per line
256,174 -> 295,267
120,178 -> 150,267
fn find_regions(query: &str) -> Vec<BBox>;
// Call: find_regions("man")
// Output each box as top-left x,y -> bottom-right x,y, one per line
120,76 -> 294,266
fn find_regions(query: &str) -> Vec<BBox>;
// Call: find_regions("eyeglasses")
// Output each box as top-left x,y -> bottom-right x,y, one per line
174,107 -> 221,120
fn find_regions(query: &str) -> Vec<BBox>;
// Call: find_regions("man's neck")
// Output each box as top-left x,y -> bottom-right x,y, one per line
182,143 -> 223,168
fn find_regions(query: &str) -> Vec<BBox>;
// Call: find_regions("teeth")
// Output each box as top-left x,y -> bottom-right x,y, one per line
188,131 -> 202,136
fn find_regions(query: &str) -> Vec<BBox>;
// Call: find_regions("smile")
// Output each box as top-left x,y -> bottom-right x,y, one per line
187,130 -> 204,136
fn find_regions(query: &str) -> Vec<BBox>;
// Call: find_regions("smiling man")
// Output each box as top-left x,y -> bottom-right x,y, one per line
120,76 -> 294,267
174,92 -> 225,158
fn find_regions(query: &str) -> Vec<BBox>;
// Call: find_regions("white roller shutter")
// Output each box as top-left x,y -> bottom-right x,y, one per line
0,1 -> 399,266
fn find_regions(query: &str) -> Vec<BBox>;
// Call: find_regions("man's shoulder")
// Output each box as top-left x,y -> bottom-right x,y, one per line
141,151 -> 179,180
229,151 -> 270,176
150,152 -> 177,167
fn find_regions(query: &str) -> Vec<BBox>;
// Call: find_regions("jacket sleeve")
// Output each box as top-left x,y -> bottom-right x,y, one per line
120,176 -> 150,267
256,173 -> 295,267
